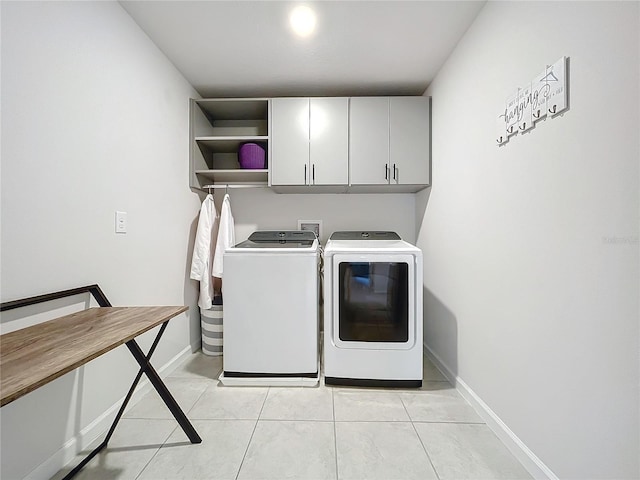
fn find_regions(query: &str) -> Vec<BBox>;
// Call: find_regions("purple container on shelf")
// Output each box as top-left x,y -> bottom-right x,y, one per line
238,143 -> 266,169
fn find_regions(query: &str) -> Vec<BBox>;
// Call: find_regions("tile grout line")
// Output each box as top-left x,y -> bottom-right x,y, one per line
186,374 -> 215,415
411,420 -> 442,480
332,387 -> 339,480
134,367 -> 221,479
400,394 -> 442,480
134,423 -> 180,480
257,417 -> 338,423
124,376 -> 213,420
412,420 -> 486,425
234,386 -> 270,480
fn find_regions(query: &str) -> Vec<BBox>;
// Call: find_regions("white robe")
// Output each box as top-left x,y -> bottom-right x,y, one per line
212,193 -> 235,280
189,194 -> 219,309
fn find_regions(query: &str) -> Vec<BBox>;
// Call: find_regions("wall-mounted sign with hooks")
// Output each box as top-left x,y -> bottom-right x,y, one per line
497,57 -> 568,145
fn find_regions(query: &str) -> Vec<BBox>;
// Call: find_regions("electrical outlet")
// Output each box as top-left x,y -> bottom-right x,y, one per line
298,220 -> 322,239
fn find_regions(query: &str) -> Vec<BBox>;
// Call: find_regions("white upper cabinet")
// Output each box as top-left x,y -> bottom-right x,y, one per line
389,96 -> 430,186
350,96 -> 430,190
349,97 -> 390,185
271,97 -> 349,187
310,98 -> 349,185
271,98 -> 309,186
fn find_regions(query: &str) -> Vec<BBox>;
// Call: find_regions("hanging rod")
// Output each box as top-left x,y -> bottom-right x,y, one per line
202,184 -> 269,190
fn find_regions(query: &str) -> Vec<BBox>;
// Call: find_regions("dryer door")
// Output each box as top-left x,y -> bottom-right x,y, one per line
331,253 -> 417,350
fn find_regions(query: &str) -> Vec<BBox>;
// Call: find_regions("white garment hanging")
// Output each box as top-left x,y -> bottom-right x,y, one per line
189,194 -> 219,309
212,193 -> 235,279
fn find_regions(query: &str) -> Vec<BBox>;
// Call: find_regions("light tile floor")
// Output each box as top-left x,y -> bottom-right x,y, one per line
53,353 -> 532,480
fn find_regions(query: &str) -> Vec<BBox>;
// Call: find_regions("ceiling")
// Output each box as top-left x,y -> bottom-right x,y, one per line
119,1 -> 486,98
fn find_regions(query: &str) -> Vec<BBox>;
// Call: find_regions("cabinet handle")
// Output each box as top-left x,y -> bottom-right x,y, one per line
385,164 -> 389,180
393,164 -> 397,181
312,164 -> 315,184
304,164 -> 307,185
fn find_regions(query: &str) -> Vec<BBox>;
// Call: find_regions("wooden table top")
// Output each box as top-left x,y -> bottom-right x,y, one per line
0,306 -> 188,407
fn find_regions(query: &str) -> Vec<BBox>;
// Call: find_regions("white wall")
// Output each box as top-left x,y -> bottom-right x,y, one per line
417,1 -> 639,479
218,189 -> 416,245
0,1 -> 201,478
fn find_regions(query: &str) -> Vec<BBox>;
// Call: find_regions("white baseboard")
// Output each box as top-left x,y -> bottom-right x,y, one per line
24,436 -> 79,480
25,345 -> 194,480
423,343 -> 558,480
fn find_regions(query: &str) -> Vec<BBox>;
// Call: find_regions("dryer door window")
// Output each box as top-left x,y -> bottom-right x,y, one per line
338,262 -> 409,342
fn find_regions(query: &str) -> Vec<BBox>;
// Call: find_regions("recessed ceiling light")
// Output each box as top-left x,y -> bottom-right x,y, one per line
289,5 -> 316,37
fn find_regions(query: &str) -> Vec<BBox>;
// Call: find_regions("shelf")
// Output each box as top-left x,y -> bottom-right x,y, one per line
195,136 -> 268,152
195,169 -> 268,184
196,99 -> 269,121
190,98 -> 270,189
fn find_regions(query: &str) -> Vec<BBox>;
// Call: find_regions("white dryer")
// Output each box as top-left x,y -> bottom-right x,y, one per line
323,231 -> 423,387
220,230 -> 320,386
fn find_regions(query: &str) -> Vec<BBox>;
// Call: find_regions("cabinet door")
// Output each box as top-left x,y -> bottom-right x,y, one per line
271,98 -> 310,186
310,97 -> 348,185
390,97 -> 430,185
349,97 -> 390,185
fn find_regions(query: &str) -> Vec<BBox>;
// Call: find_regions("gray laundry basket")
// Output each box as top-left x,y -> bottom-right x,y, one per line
200,295 -> 223,356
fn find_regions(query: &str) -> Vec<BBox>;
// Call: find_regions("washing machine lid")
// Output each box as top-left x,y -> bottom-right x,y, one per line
329,231 -> 401,241
233,230 -> 317,249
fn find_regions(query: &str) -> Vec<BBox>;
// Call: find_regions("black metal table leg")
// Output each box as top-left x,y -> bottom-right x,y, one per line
125,338 -> 202,444
62,321 -> 201,479
101,322 -> 169,448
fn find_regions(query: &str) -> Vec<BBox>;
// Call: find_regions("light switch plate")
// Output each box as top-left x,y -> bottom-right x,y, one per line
115,211 -> 127,234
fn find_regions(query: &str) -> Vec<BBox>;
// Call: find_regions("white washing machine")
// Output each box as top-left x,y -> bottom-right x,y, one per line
219,230 -> 320,386
323,231 -> 423,387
